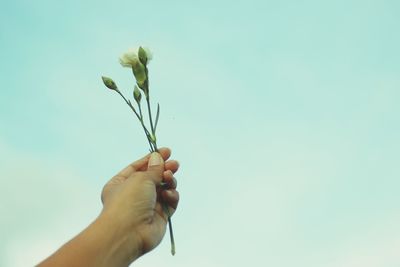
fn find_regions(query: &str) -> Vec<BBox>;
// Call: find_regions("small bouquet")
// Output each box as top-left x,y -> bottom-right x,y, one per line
101,46 -> 176,255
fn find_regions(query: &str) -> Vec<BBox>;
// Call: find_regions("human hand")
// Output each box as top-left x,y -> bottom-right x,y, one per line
100,147 -> 180,258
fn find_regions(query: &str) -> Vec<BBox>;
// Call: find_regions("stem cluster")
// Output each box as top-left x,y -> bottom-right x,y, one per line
102,48 -> 175,255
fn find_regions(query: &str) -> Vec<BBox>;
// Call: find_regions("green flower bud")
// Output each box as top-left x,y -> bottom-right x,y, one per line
131,60 -> 147,89
133,85 -> 142,103
132,62 -> 147,90
138,47 -> 147,65
138,46 -> 153,65
102,76 -> 117,90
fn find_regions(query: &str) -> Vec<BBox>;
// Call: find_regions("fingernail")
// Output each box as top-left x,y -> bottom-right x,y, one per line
149,152 -> 163,166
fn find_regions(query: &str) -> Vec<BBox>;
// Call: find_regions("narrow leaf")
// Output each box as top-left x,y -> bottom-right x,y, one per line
154,103 -> 160,131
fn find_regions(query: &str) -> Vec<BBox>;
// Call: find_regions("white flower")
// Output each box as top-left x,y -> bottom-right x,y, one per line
119,46 -> 153,68
119,48 -> 140,68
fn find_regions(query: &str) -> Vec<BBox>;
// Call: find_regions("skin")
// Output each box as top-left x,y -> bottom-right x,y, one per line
37,147 -> 180,267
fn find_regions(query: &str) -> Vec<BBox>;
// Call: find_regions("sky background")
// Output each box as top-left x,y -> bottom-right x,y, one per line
1,0 -> 400,266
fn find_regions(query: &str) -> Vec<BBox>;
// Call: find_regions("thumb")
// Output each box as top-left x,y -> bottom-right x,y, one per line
146,152 -> 164,184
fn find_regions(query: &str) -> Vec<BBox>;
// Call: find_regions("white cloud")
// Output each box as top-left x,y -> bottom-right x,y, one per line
0,137 -> 101,267
326,214 -> 400,267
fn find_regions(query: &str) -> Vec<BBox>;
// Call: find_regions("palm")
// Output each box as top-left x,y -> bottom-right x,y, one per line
135,201 -> 169,252
104,178 -> 170,252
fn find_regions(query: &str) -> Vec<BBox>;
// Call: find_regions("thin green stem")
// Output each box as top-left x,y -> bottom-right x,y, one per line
146,98 -> 154,133
138,101 -> 144,120
144,68 -> 173,254
116,89 -> 154,151
162,203 -> 176,255
144,68 -> 158,151
137,101 -> 154,151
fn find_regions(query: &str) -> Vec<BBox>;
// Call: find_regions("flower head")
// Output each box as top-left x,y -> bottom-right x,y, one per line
101,76 -> 117,90
119,48 -> 140,68
119,47 -> 148,89
119,47 -> 152,67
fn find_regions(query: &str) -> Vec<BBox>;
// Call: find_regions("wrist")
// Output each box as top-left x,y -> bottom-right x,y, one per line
38,211 -> 143,267
96,209 -> 143,265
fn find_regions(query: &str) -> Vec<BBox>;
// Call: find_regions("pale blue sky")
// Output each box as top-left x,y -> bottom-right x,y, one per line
1,0 -> 400,266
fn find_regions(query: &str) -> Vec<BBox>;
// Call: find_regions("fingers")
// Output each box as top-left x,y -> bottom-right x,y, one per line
162,170 -> 177,189
117,147 -> 171,178
162,189 -> 179,211
160,170 -> 179,216
164,160 -> 179,174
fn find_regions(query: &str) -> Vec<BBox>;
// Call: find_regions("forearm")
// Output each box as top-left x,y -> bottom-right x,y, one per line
37,211 -> 141,267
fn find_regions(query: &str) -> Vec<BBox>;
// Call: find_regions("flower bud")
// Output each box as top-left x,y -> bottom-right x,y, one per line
131,60 -> 147,88
133,85 -> 142,103
102,76 -> 117,90
138,46 -> 152,65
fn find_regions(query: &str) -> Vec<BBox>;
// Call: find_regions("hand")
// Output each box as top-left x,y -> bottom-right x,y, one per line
37,148 -> 179,267
100,147 -> 180,256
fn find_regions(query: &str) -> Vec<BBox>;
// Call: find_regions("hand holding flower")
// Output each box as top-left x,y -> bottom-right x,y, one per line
101,46 -> 176,255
